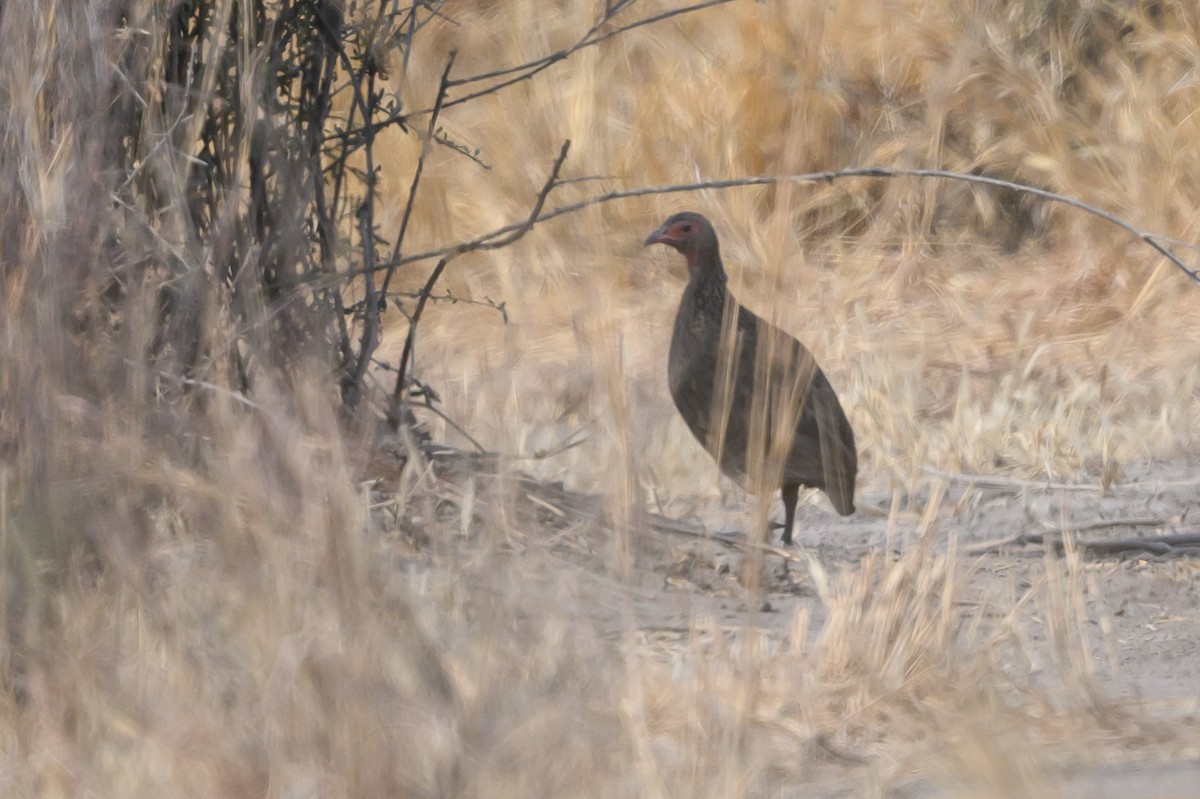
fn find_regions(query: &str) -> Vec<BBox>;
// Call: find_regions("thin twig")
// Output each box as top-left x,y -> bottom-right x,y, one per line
389,255 -> 452,428
397,1 -> 453,72
473,139 -> 573,250
381,51 -> 457,302
509,426 -> 591,461
412,399 -> 489,454
644,517 -> 810,563
432,127 -> 491,169
390,288 -> 509,321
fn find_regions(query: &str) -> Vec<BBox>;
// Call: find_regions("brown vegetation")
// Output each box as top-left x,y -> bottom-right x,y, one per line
1,0 -> 1199,796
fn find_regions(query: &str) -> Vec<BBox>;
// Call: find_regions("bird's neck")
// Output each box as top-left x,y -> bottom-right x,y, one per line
685,248 -> 730,313
688,245 -> 727,283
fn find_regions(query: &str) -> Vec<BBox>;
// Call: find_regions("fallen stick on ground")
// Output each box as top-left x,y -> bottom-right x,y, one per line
922,466 -> 1104,493
964,517 -> 1200,557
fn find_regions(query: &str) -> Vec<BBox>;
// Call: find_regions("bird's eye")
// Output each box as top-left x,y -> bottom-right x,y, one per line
680,224 -> 692,233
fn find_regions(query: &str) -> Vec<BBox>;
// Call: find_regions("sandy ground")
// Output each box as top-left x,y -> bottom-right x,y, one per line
375,445 -> 1200,796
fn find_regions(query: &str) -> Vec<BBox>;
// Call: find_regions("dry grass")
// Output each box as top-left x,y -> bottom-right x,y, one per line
390,0 -> 1200,496
2,0 -> 1200,796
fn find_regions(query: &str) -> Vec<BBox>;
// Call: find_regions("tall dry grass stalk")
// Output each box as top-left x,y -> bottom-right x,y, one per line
1,0 -> 1198,795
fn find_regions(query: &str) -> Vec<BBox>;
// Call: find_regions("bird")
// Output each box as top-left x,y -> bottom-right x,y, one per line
643,211 -> 856,545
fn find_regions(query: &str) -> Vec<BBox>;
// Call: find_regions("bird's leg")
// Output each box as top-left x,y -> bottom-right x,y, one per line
780,482 -> 800,546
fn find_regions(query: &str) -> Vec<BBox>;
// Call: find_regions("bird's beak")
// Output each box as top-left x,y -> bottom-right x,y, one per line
643,225 -> 669,247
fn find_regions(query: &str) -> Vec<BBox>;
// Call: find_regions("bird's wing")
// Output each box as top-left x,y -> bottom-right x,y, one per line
733,314 -> 857,503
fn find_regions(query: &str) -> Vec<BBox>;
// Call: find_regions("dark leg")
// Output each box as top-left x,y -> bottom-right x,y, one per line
780,483 -> 800,546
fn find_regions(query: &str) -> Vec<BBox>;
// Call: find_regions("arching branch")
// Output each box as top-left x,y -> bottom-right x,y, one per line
349,166 -> 1200,286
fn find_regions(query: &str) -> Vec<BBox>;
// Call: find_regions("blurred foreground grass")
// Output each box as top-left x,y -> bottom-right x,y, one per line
1,1 -> 1198,796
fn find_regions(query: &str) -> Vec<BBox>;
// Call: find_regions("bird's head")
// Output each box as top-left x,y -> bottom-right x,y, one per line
644,211 -> 719,273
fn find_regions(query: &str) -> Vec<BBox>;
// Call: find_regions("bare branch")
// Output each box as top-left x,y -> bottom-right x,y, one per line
390,288 -> 509,321
471,139 -> 572,251
381,50 -> 457,302
432,127 -> 491,169
351,166 -> 1200,286
412,399 -> 490,454
389,255 -> 452,429
342,60 -> 387,409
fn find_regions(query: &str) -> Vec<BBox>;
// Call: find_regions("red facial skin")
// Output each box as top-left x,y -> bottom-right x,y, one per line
644,218 -> 703,272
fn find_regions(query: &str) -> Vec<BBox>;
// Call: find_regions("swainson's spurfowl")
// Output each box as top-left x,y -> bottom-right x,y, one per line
644,212 -> 856,545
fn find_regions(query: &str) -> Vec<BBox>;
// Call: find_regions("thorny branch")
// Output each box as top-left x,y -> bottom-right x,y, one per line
391,288 -> 508,321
